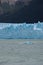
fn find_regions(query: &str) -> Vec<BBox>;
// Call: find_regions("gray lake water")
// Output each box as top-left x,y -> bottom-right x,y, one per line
0,39 -> 43,65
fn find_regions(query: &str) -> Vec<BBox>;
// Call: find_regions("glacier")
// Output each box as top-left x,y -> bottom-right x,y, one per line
0,22 -> 43,39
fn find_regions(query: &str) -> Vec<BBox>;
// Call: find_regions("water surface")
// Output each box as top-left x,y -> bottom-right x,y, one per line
0,39 -> 43,65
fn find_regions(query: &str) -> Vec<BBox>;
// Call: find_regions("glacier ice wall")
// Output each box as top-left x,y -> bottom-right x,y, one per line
0,22 -> 43,39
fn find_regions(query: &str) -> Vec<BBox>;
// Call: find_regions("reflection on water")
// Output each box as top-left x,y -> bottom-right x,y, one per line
0,39 -> 43,65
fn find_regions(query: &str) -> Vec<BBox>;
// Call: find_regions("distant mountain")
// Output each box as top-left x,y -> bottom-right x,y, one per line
0,0 -> 43,23
0,0 -> 31,5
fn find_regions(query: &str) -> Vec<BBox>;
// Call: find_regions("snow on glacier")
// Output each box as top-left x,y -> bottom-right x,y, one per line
0,22 -> 43,39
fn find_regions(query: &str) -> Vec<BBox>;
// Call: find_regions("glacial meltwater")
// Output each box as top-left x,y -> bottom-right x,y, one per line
0,39 -> 43,65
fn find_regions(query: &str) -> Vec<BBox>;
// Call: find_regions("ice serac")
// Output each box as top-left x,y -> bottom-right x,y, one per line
0,22 -> 43,39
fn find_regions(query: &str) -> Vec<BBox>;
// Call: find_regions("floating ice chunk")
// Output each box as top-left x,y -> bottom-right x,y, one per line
24,41 -> 32,45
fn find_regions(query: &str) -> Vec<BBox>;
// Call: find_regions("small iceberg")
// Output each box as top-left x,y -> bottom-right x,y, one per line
24,41 -> 33,45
